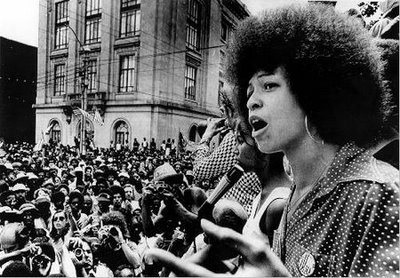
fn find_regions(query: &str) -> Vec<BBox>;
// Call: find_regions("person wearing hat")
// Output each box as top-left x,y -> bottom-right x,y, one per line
141,163 -> 196,255
18,202 -> 47,243
33,190 -> 52,230
68,167 -> 84,193
118,172 -> 130,187
185,170 -> 195,186
12,172 -> 28,186
0,190 -> 16,209
11,183 -> 29,209
93,169 -> 105,181
85,190 -> 112,235
11,162 -> 22,172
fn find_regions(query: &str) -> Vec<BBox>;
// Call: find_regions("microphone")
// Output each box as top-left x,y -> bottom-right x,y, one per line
197,163 -> 245,221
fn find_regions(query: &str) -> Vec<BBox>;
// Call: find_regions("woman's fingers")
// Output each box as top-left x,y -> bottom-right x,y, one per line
201,219 -> 269,262
146,248 -> 217,277
201,219 -> 291,277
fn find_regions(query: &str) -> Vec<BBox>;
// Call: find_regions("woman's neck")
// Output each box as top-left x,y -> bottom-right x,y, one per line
256,166 -> 291,196
285,139 -> 339,191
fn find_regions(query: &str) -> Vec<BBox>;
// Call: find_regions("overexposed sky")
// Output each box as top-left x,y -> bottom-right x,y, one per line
0,0 -> 39,47
0,0 -> 372,47
242,0 -> 362,15
242,0 -> 306,15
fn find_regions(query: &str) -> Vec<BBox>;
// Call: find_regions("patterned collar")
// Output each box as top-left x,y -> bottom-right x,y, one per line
287,142 -> 398,231
314,142 -> 397,200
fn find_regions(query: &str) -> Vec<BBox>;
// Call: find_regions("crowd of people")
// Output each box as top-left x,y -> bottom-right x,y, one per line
0,1 -> 399,277
0,138 -> 220,277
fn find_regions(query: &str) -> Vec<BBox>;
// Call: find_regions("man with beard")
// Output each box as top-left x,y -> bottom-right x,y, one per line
11,183 -> 29,209
123,184 -> 140,212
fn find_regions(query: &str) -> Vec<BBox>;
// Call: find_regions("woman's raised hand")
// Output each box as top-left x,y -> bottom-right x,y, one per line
146,219 -> 291,277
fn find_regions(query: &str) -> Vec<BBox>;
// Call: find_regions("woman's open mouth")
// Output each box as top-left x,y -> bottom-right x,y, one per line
249,116 -> 268,137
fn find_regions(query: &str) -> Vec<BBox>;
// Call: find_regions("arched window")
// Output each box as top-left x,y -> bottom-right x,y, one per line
114,120 -> 129,146
49,121 -> 61,143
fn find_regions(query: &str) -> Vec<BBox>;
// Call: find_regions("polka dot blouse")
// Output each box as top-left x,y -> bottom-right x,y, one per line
272,142 -> 399,277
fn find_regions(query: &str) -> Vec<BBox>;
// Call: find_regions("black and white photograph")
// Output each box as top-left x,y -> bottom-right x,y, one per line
0,0 -> 398,276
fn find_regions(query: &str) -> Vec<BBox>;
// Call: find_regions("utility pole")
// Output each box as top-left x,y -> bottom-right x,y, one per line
79,46 -> 91,155
67,24 -> 91,155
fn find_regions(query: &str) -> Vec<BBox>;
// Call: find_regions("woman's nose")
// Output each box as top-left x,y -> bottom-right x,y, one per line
247,91 -> 262,111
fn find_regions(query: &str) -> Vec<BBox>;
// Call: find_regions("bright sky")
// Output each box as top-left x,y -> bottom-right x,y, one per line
0,0 -> 39,47
242,0 -> 362,15
0,0 -> 375,47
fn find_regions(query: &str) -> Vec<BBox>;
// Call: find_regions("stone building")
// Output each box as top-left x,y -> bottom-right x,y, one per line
34,0 -> 249,149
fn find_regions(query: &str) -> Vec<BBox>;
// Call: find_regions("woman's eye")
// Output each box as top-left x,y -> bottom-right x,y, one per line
263,82 -> 277,91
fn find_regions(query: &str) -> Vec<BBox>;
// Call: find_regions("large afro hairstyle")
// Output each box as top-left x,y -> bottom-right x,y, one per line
100,211 -> 128,236
226,4 -> 386,147
374,38 -> 399,134
68,190 -> 84,209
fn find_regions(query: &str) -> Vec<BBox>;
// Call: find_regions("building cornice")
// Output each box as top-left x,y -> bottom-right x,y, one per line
222,0 -> 250,19
33,100 -> 219,117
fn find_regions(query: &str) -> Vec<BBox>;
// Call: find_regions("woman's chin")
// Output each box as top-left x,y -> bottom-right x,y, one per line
257,142 -> 279,154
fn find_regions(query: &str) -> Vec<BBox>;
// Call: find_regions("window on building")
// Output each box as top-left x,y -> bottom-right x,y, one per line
186,0 -> 201,50
55,0 -> 69,49
50,121 -> 61,143
54,64 -> 66,96
120,0 -> 141,38
119,55 -> 135,92
184,65 -> 197,100
221,20 -> 229,42
85,0 -> 101,44
86,60 -> 97,93
114,120 -> 129,146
